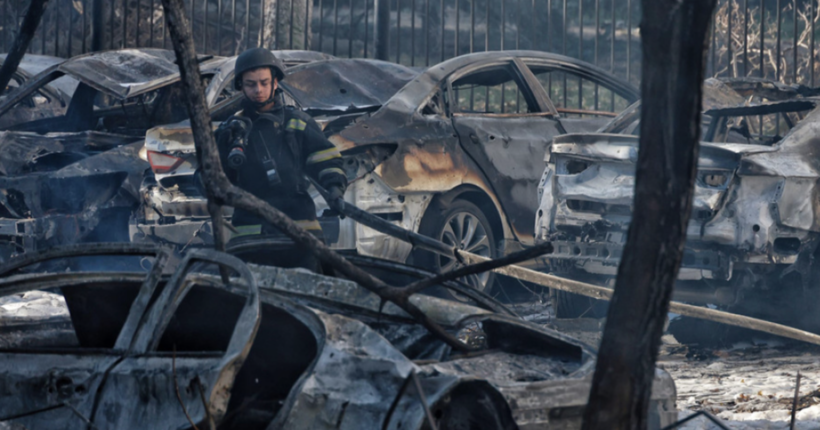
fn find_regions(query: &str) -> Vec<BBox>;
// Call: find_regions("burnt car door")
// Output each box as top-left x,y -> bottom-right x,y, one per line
448,59 -> 564,243
90,249 -> 260,429
0,246 -> 260,429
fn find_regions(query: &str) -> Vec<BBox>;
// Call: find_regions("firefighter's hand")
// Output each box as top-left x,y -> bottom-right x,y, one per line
326,185 -> 346,219
328,185 -> 345,201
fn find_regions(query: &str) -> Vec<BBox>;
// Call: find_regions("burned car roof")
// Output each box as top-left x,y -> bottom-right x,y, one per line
0,49 -> 224,119
280,59 -> 420,113
332,50 -> 640,150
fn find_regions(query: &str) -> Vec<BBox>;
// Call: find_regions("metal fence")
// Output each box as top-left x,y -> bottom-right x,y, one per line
2,0 -> 819,88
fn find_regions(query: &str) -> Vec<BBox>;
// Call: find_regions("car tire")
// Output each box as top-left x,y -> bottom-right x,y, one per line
414,199 -> 498,298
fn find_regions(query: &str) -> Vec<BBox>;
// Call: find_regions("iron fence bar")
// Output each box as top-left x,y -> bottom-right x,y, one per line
594,0 -> 599,109
333,0 -> 339,56
201,0 -> 207,52
494,0 -> 500,50
2,0 -> 5,53
760,0 -> 764,77
217,0 -> 223,53
793,0 -> 797,84
112,0 -> 117,50
609,0 -> 614,73
376,0 -> 390,59
152,0 -> 158,47
777,0 -> 782,135
349,0 -> 355,56
743,0 -> 748,75
578,0 -> 583,109
440,0 -> 444,61
711,10 -> 716,76
579,0 -> 583,61
304,0 -> 310,51
485,0 -> 490,50
82,0 -> 88,53
191,0 -> 196,49
626,0 -> 631,81
531,0 -> 536,50
55,0 -> 61,55
546,0 -> 552,51
395,0 -> 400,62
319,0 -> 325,51
809,1 -> 817,88
500,0 -> 506,109
411,0 -> 416,64
290,0 -> 296,49
275,0 -> 281,48
366,0 -> 371,57
515,0 -> 519,49
243,0 -> 249,50
727,0 -> 732,77
455,0 -> 460,56
562,0 -> 567,106
230,0 -> 236,52
423,0 -> 428,63
776,0 -> 782,80
136,0 -> 142,49
163,0 -> 169,48
469,0 -> 474,53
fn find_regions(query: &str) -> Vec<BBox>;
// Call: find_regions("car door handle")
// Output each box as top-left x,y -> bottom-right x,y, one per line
470,133 -> 481,144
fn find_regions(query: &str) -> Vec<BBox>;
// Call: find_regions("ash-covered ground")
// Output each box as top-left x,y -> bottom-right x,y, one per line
2,291 -> 819,428
509,301 -> 820,430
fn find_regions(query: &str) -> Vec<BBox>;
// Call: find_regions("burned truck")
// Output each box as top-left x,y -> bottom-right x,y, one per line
132,51 -> 638,295
0,243 -> 678,429
536,79 -> 820,328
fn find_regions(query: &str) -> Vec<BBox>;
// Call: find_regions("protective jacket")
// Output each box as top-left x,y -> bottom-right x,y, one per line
218,89 -> 347,236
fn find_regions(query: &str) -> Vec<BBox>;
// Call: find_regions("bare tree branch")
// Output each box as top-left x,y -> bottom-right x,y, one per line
0,0 -> 49,97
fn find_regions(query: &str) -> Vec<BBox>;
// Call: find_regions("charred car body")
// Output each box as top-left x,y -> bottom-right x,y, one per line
133,51 -> 639,293
0,243 -> 677,429
536,79 -> 820,325
0,49 -> 331,263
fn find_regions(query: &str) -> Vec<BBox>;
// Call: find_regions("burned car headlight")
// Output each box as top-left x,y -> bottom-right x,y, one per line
698,171 -> 731,188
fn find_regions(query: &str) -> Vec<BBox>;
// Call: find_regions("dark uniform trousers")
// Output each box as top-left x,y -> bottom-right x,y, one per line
220,93 -> 347,272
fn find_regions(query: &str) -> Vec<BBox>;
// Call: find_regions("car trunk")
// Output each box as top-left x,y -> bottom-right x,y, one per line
548,133 -> 772,234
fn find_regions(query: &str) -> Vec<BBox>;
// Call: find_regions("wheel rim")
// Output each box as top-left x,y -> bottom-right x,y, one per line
436,211 -> 493,292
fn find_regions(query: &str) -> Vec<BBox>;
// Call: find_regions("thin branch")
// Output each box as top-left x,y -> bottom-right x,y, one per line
401,242 -> 553,296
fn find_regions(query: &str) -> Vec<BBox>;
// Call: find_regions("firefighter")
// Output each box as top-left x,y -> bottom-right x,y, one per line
217,48 -> 346,271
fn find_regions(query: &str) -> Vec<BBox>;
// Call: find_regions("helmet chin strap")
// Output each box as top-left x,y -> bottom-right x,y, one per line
247,86 -> 276,110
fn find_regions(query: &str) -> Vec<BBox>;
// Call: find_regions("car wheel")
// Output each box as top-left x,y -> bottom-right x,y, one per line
415,199 -> 497,299
551,272 -> 610,318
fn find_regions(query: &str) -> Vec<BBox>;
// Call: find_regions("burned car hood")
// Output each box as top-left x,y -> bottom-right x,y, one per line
0,134 -> 146,218
280,59 -> 419,114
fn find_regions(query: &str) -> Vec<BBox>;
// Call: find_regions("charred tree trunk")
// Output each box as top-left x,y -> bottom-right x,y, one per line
581,1 -> 717,429
0,0 -> 49,97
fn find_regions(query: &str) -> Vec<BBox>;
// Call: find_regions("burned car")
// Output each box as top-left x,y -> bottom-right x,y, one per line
0,54 -> 79,129
132,50 -> 639,294
0,49 -> 331,263
535,79 -> 820,327
0,243 -> 677,429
